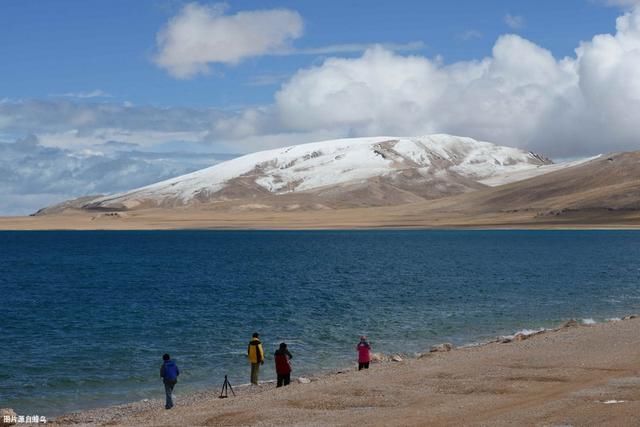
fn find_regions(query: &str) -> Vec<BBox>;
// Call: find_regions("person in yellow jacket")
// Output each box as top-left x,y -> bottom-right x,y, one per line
247,332 -> 265,385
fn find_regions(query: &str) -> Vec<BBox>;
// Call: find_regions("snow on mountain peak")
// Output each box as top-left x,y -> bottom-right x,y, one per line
88,134 -> 553,209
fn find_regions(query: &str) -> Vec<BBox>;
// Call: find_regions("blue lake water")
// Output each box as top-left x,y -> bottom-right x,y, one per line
2,230 -> 640,416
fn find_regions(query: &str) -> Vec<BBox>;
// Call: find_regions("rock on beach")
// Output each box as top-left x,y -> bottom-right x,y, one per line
430,343 -> 454,353
369,352 -> 389,363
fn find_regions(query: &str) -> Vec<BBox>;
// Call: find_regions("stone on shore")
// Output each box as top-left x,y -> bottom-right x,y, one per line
562,319 -> 579,328
391,354 -> 403,362
430,343 -> 454,353
370,352 -> 389,363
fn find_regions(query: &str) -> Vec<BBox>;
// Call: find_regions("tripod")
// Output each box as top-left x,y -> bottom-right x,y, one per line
219,375 -> 235,399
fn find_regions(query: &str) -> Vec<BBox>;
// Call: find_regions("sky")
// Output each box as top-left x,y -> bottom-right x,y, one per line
1,0 -> 640,215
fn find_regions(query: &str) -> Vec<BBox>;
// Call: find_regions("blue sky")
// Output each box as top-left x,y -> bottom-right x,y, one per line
1,0 -> 640,215
0,0 -> 624,106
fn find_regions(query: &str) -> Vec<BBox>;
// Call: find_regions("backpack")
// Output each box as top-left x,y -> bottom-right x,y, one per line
163,360 -> 178,381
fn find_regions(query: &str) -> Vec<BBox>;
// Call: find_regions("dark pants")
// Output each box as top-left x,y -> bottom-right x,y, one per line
164,380 -> 176,409
277,373 -> 291,387
358,362 -> 369,370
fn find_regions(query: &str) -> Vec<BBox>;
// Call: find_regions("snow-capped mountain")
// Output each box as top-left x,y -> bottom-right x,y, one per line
73,134 -> 564,211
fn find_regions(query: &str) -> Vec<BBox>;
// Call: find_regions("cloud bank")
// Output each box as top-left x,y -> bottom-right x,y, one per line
251,7 -> 640,157
0,135 -> 233,215
7,8 -> 640,159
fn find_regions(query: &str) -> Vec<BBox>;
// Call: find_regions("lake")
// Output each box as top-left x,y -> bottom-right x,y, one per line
1,230 -> 639,415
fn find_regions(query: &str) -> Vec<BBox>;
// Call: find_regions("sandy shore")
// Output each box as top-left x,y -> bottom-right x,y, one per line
1,206 -> 640,230
44,317 -> 640,426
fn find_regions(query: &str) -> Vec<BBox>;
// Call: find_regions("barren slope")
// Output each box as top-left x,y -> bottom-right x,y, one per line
36,135 -> 557,214
440,151 -> 640,215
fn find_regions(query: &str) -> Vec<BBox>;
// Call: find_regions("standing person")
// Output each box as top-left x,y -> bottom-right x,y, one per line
160,353 -> 180,409
356,336 -> 371,370
274,342 -> 293,387
247,332 -> 264,385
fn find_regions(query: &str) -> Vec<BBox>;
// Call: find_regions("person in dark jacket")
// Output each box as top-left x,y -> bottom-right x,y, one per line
160,353 -> 180,409
274,342 -> 293,387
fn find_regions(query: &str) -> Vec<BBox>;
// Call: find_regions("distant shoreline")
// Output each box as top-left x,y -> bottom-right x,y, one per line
1,210 -> 640,231
45,316 -> 640,426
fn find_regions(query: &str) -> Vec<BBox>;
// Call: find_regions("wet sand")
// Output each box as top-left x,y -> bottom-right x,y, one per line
49,317 -> 640,426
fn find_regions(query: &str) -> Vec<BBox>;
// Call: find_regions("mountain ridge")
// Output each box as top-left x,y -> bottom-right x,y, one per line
37,134 -> 565,214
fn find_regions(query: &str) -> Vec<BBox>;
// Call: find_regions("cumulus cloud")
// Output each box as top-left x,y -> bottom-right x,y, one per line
242,8 -> 640,157
154,2 -> 303,78
272,38 -> 575,152
153,2 -> 424,79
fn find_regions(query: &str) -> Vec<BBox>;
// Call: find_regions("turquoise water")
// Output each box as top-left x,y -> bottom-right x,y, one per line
1,230 -> 640,416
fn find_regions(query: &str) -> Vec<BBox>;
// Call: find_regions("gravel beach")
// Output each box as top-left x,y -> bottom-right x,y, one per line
35,317 -> 640,426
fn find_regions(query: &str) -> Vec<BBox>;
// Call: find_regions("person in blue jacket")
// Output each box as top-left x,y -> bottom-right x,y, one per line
160,353 -> 180,409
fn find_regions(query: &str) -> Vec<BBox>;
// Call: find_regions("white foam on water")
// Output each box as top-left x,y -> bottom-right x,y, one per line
601,400 -> 626,404
606,317 -> 622,322
582,318 -> 597,325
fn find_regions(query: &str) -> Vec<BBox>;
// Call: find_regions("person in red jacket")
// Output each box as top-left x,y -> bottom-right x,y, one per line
274,342 -> 293,387
356,336 -> 371,370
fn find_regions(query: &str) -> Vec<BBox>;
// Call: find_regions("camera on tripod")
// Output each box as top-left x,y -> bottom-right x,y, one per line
219,375 -> 235,399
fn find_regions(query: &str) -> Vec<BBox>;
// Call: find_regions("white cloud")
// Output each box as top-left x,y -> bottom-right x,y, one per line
8,8 -> 640,160
153,2 -> 424,79
254,7 -> 640,157
504,13 -> 525,30
37,128 -> 210,150
273,37 -> 574,144
54,89 -> 112,99
0,136 -> 232,215
154,2 -> 303,78
0,99 -> 225,146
